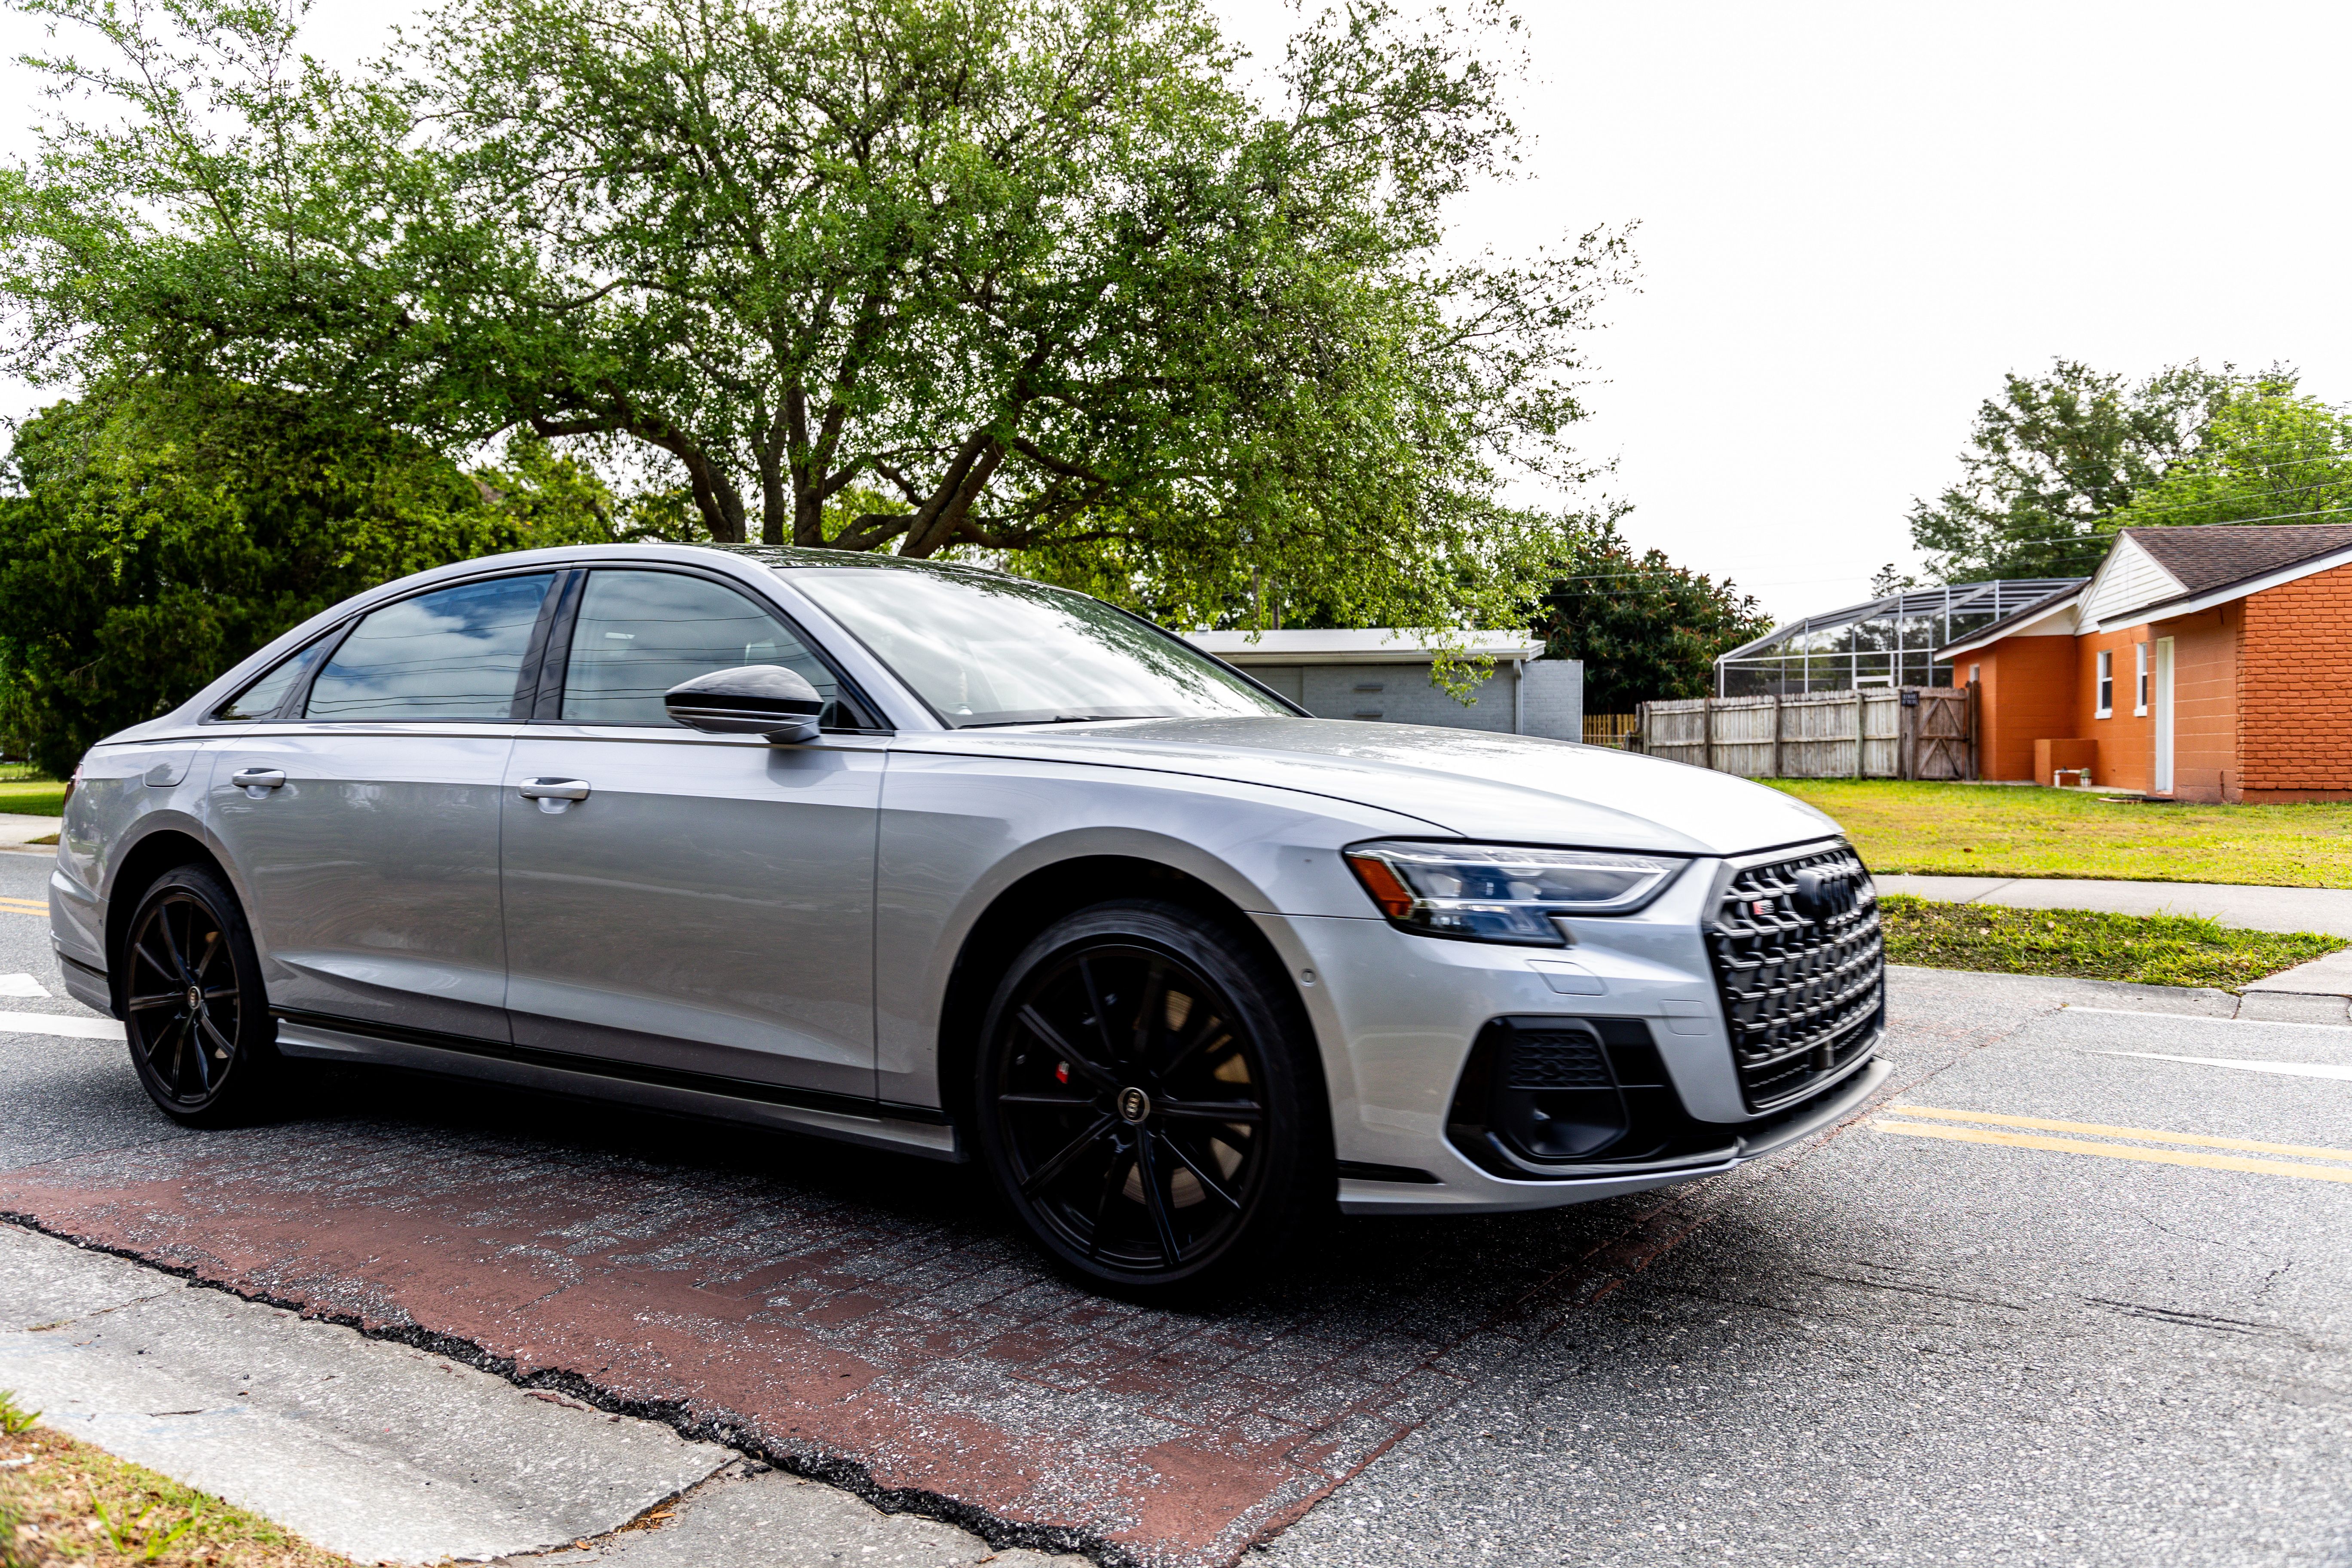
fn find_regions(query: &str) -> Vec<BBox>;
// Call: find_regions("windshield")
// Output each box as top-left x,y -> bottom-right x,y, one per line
787,567 -> 1293,728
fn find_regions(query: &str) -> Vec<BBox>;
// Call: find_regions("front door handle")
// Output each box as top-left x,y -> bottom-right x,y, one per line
230,769 -> 286,790
517,778 -> 591,801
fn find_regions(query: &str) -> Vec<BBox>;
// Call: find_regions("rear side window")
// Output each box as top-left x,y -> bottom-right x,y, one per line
214,636 -> 333,721
560,570 -> 840,726
306,574 -> 555,722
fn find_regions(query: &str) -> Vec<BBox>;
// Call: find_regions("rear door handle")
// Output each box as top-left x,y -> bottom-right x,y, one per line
517,778 -> 591,801
230,769 -> 286,790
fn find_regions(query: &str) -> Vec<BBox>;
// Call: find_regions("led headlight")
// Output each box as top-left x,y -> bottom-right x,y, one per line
1342,840 -> 1686,944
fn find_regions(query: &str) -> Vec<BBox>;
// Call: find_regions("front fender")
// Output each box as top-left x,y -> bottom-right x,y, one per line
871,748 -> 1431,1109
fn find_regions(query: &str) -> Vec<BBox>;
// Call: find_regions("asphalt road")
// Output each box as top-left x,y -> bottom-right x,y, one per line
0,843 -> 2344,1566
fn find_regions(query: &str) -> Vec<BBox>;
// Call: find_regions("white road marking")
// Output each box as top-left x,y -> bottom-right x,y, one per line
0,973 -> 51,997
2062,1004 -> 2352,1033
0,1009 -> 122,1040
2090,1049 -> 2352,1082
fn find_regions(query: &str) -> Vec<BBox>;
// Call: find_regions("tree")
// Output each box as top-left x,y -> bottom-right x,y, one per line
0,0 -> 1629,638
1533,519 -> 1770,712
1868,562 -> 1918,597
1907,359 -> 2231,581
2105,374 -> 2352,533
0,380 -> 618,775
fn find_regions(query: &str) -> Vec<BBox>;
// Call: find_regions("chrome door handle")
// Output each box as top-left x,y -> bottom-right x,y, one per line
517,778 -> 591,801
230,769 -> 286,790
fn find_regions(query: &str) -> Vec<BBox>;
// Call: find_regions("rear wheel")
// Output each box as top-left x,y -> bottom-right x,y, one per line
120,864 -> 276,1127
974,900 -> 1329,1295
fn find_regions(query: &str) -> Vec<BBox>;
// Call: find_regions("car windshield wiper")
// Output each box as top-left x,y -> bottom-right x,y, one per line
956,712 -> 1172,729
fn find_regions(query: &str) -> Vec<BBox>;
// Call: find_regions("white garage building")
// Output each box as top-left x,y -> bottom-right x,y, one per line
1185,630 -> 1583,741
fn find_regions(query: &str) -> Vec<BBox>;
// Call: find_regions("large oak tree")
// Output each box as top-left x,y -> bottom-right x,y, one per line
0,0 -> 1627,634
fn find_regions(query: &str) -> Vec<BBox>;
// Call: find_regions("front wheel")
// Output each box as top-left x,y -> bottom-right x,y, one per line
120,864 -> 277,1127
974,900 -> 1329,1296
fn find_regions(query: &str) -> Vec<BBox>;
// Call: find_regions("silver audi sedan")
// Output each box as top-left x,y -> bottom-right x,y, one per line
49,544 -> 1887,1292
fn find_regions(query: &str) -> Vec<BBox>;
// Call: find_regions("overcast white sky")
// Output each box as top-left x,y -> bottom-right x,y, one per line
5,0 -> 2348,623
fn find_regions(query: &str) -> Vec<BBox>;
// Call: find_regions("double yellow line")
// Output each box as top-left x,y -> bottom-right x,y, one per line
1875,1105 -> 2352,1185
0,896 -> 46,919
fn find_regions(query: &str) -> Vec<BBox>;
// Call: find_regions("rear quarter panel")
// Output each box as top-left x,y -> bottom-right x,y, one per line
51,735 -> 230,982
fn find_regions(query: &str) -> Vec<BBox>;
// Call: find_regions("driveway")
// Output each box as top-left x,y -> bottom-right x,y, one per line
0,847 -> 2343,1565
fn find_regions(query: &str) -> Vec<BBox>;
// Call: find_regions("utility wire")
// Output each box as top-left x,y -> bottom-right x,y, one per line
1919,470 -> 2352,540
1916,499 -> 2352,576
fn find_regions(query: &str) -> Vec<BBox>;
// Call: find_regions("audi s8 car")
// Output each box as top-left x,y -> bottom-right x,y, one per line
49,544 -> 1888,1292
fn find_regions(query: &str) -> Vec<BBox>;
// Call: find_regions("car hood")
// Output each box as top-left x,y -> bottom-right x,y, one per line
900,717 -> 1841,857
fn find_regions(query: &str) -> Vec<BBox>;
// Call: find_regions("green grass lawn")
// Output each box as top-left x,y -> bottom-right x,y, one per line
1771,778 -> 2352,887
0,779 -> 64,816
1880,895 -> 2344,990
2,1387 -> 357,1566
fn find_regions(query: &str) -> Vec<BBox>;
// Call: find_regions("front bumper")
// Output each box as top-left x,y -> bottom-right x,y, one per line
1323,1049 -> 1887,1216
1253,848 -> 1888,1216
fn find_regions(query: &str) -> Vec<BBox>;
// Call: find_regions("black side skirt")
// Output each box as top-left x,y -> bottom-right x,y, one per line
270,1007 -> 950,1126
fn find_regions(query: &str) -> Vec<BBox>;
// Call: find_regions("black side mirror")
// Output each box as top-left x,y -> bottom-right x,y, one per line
664,665 -> 824,744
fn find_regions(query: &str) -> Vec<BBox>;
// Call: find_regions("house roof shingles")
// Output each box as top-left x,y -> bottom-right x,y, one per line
2122,523 -> 2352,599
1938,524 -> 2352,658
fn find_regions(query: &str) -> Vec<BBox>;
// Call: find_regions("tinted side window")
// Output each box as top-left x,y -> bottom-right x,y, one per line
306,575 -> 554,722
562,570 -> 839,726
215,636 -> 333,721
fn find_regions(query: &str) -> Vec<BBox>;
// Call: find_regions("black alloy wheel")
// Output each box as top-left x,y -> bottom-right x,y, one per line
975,900 -> 1328,1294
122,864 -> 275,1126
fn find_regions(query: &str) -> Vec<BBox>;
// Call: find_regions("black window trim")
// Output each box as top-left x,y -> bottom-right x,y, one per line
534,562 -> 892,736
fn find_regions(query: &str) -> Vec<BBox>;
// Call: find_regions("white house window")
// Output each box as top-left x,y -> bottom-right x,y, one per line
2096,649 -> 2114,717
2135,643 -> 2149,715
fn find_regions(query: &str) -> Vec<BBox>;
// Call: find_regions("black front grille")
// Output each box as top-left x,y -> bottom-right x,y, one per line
1705,843 -> 1884,1111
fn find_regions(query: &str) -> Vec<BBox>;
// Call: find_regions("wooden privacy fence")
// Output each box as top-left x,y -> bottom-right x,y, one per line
1635,687 -> 1975,780
1582,714 -> 1639,749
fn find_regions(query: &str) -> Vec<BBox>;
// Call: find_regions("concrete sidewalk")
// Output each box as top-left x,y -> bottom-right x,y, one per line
0,812 -> 57,847
1878,873 -> 2352,1001
0,1224 -> 1087,1567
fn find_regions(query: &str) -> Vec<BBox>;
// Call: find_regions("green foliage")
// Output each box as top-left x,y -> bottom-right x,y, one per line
1878,895 -> 2343,992
1908,358 -> 2233,581
0,380 -> 621,775
1533,518 -> 1769,711
0,0 -> 1628,643
2105,377 -> 2352,533
92,1493 -> 206,1561
0,1391 -> 37,1435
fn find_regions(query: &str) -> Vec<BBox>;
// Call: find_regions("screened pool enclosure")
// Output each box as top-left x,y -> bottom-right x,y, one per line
1712,579 -> 2082,698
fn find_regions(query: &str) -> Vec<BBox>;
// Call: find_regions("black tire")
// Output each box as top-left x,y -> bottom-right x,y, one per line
119,864 -> 277,1127
973,900 -> 1330,1296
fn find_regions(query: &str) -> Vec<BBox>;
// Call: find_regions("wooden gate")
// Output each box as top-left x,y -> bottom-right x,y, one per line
1908,688 -> 1972,781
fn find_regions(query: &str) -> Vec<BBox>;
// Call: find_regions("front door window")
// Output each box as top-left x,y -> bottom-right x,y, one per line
559,570 -> 841,726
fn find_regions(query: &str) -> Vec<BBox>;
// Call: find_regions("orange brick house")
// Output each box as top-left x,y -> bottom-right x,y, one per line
1937,524 -> 2352,802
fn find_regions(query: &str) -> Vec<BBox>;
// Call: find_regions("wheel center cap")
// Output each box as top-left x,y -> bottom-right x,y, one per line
1116,1086 -> 1152,1124
185,986 -> 201,1011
